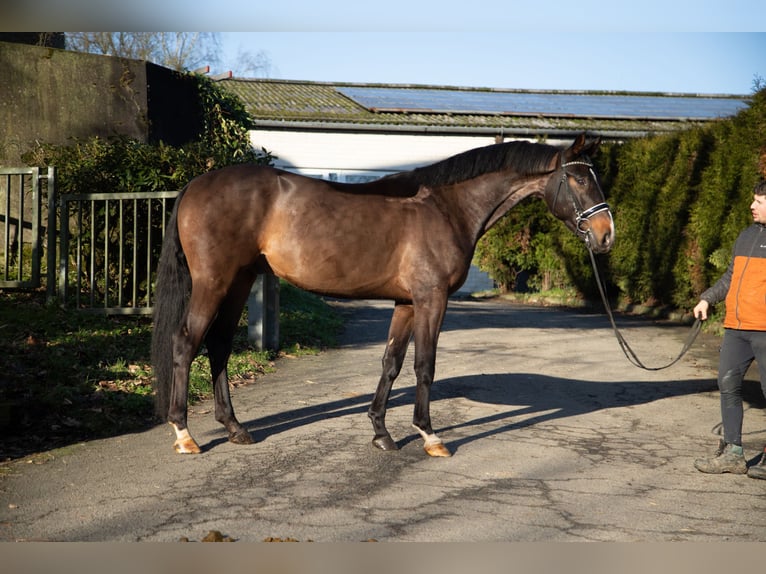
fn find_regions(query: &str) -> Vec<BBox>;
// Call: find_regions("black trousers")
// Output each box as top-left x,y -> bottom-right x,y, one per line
718,328 -> 766,445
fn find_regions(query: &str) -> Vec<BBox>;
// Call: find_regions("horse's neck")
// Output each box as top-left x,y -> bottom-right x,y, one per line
442,171 -> 548,240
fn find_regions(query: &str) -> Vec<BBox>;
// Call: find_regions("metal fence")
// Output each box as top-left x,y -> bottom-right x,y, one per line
0,166 -> 55,290
57,187 -> 279,348
57,190 -> 179,314
3,174 -> 279,348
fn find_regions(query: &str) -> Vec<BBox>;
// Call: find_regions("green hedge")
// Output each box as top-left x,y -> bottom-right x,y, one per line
476,87 -> 766,314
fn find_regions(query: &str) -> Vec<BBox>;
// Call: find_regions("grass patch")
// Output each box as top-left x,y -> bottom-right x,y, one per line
0,281 -> 342,461
279,281 -> 344,353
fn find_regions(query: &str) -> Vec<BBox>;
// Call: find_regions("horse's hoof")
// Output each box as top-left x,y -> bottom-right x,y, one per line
372,435 -> 399,451
174,437 -> 202,454
170,423 -> 201,454
229,429 -> 255,445
411,424 -> 452,457
424,442 -> 452,457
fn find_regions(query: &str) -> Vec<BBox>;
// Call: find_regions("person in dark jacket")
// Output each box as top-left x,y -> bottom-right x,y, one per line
693,179 -> 766,479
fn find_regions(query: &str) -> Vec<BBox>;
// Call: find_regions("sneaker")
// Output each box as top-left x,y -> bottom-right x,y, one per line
747,449 -> 766,480
694,442 -> 747,474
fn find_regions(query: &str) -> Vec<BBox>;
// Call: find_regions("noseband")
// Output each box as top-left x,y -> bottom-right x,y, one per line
554,160 -> 611,243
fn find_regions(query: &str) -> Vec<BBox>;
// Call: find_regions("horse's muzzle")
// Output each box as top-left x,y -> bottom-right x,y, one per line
578,206 -> 614,254
584,214 -> 614,254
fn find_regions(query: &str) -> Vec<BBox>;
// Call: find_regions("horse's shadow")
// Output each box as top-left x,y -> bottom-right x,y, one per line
201,371 -> 744,454
328,298 -> 693,348
203,301 -> 758,454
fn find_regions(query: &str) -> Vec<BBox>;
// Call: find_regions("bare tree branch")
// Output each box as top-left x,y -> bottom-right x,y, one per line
65,32 -> 222,72
230,46 -> 273,78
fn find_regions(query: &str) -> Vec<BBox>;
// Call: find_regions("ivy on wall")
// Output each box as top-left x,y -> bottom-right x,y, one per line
24,74 -> 273,193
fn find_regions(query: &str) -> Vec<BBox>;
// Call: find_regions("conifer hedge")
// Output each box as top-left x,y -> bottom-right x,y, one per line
475,87 -> 766,315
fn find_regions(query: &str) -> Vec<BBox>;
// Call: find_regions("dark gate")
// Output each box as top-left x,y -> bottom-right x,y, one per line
0,166 -> 56,290
2,178 -> 278,350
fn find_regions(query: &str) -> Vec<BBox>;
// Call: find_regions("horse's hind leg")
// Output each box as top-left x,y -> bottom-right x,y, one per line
205,272 -> 257,445
369,302 -> 414,451
168,291 -> 221,454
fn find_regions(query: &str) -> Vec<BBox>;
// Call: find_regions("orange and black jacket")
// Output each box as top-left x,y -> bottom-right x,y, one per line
701,223 -> 766,331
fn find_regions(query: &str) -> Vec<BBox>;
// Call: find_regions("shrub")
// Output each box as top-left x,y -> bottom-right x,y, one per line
476,87 -> 766,315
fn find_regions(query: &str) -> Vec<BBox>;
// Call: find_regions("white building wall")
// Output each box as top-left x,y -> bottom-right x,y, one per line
250,130 -> 499,177
250,129 -> 571,182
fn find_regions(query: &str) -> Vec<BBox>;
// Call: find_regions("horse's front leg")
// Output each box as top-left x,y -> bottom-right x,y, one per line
411,294 -> 451,457
369,302 -> 414,451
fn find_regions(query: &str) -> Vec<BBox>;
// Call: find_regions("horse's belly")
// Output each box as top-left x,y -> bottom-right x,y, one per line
265,247 -> 407,299
260,199 -> 463,299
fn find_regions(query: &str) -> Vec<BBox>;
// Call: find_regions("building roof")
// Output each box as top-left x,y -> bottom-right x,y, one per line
218,78 -> 750,140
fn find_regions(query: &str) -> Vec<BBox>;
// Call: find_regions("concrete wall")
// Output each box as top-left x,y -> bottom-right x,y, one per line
0,42 -> 203,165
0,41 -> 149,164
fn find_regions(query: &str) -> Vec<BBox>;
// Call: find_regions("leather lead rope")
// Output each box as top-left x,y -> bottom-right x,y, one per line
588,248 -> 702,371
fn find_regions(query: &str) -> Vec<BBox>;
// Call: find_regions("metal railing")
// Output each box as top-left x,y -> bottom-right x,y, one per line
0,166 -> 55,289
58,190 -> 179,314
57,188 -> 279,348
5,179 -> 279,349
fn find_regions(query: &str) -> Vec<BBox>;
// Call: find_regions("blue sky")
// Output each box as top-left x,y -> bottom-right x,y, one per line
219,32 -> 765,95
5,0 -> 766,95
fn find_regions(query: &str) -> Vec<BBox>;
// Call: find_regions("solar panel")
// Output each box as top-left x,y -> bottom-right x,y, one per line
337,86 -> 748,121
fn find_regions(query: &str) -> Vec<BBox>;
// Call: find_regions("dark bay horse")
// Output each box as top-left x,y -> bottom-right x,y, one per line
151,134 -> 613,456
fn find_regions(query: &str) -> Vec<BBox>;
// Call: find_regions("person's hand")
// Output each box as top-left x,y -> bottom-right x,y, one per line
693,300 -> 709,321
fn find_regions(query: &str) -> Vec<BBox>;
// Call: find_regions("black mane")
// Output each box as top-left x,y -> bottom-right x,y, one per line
387,140 -> 560,188
323,140 -> 561,197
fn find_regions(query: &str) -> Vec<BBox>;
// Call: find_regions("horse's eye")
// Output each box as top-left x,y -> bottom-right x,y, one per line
574,176 -> 586,186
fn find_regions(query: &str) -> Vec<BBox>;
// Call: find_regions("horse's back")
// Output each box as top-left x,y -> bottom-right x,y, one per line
184,164 -> 282,197
176,164 -> 397,270
179,164 -> 298,222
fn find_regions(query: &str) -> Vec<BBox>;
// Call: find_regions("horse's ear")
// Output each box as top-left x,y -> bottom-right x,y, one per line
563,133 -> 600,162
583,136 -> 602,157
563,133 -> 586,162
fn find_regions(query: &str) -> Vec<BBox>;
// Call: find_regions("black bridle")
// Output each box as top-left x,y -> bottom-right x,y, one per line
553,159 -> 612,247
556,159 -> 703,370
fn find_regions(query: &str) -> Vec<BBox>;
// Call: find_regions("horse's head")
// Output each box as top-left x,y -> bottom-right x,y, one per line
544,134 -> 614,254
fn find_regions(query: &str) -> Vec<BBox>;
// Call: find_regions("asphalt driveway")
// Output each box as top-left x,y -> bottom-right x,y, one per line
2,297 -> 765,542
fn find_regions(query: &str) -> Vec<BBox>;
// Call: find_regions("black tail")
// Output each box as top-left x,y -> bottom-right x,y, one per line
151,187 -> 191,420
